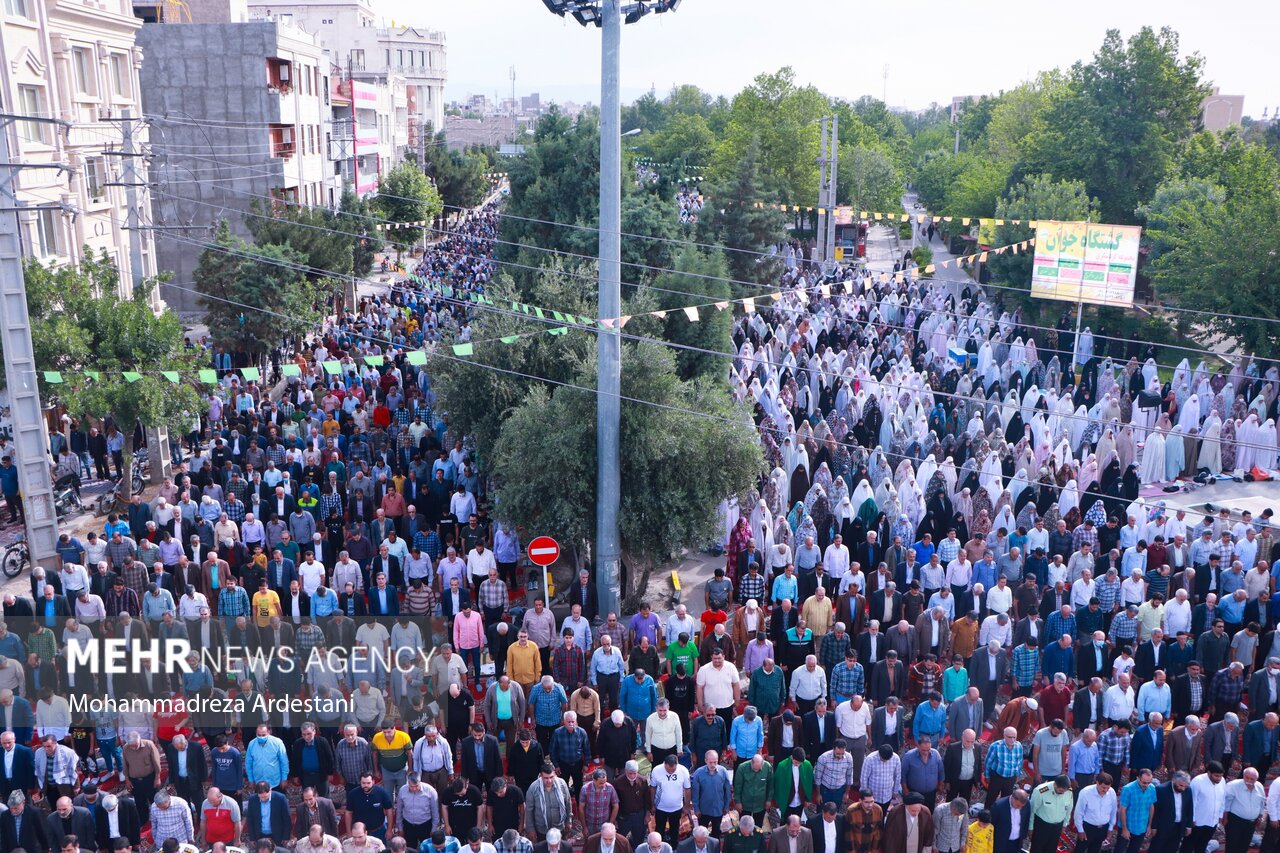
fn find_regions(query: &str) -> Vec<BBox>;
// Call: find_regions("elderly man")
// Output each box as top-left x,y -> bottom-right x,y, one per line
1166,715 -> 1205,776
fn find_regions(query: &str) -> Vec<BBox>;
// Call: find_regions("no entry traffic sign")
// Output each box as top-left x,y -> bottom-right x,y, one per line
528,536 -> 560,566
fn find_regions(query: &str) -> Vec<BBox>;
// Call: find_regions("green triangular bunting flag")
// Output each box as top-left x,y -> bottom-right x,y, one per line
281,364 -> 301,377
43,371 -> 63,384
123,372 -> 142,383
162,371 -> 180,384
240,367 -> 260,381
500,335 -> 520,344
198,369 -> 218,384
452,343 -> 474,356
406,351 -> 428,366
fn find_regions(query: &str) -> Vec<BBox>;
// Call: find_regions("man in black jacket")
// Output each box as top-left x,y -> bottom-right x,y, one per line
45,796 -> 97,852
810,802 -> 848,853
1,791 -> 49,853
164,735 -> 208,812
292,724 -> 336,797
458,723 -> 502,789
96,793 -> 143,851
1149,774 -> 1193,853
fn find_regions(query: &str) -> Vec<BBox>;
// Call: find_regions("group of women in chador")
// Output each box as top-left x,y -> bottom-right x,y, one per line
719,265 -> 1280,567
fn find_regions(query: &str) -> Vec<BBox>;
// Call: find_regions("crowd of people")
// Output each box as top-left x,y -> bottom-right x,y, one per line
8,185 -> 1280,853
676,186 -> 703,226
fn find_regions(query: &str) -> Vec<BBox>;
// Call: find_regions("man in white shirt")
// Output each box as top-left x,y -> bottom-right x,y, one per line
1103,674 -> 1136,725
666,605 -> 699,649
1164,588 -> 1193,636
298,556 -> 325,596
836,695 -> 872,782
1187,763 -> 1227,853
987,576 -> 1013,617
1071,569 -> 1097,611
695,650 -> 740,717
333,552 -> 363,593
466,543 -> 497,590
823,536 -> 851,582
1073,774 -> 1117,852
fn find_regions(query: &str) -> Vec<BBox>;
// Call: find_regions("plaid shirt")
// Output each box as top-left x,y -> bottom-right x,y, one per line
219,586 -> 250,619
149,798 -> 194,843
1045,611 -> 1076,640
738,572 -> 766,605
938,538 -> 961,565
847,803 -> 882,853
335,737 -> 375,784
813,751 -> 854,788
552,644 -> 586,688
530,684 -> 570,726
1212,667 -> 1245,707
107,538 -> 138,568
414,530 -> 442,562
1098,729 -> 1131,765
984,741 -> 1024,777
1096,577 -> 1122,611
478,578 -> 508,610
224,499 -> 246,524
27,628 -> 56,664
859,754 -> 899,803
819,632 -> 851,671
830,661 -> 865,698
1012,644 -> 1040,687
121,559 -> 148,594
578,782 -> 619,834
1072,526 -> 1099,552
320,492 -> 344,518
105,586 -> 141,621
494,837 -> 532,853
1109,612 -> 1139,644
296,624 -> 325,660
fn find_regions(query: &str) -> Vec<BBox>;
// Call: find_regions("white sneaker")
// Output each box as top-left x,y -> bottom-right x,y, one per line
118,771 -> 126,782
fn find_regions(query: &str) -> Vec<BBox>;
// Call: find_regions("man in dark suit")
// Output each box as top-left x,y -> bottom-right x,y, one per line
767,710 -> 803,759
292,729 -> 337,797
1243,712 -> 1279,777
265,552 -> 297,595
459,723 -> 503,788
868,651 -> 905,706
1134,631 -> 1169,681
293,787 -> 341,838
95,793 -> 142,849
1,791 -> 48,853
569,571 -> 599,623
769,600 -> 799,648
766,817 -> 811,853
1012,614 -> 1045,650
164,734 -> 208,809
809,802 -> 848,853
44,796 -> 97,852
868,584 -> 901,627
1249,657 -> 1280,718
854,621 -> 885,667
1149,775 -> 1193,853
243,782 -> 292,846
1172,663 -> 1209,721
968,642 -> 1009,711
1076,634 -> 1110,684
0,733 -> 34,801
440,578 -> 472,622
942,731 -> 984,802
1073,678 -> 1107,734
1204,716 -> 1240,769
1037,582 -> 1069,620
803,701 -> 837,760
869,700 -> 904,752
990,790 -> 1031,853
1129,716 -> 1164,777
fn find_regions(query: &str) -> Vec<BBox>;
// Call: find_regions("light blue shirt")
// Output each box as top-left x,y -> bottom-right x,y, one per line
1069,739 -> 1101,778
312,588 -> 338,617
729,716 -> 764,757
245,735 -> 289,787
772,574 -> 798,604
590,647 -> 624,683
1136,682 -> 1171,718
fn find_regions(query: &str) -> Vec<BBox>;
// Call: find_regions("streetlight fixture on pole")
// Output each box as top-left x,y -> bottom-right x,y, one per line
541,0 -> 681,619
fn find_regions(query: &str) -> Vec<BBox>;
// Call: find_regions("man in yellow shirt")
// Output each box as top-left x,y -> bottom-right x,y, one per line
252,579 -> 282,628
507,629 -> 543,717
371,721 -> 413,802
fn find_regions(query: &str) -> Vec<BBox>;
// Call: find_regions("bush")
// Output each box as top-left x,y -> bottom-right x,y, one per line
911,245 -> 933,269
897,219 -> 914,240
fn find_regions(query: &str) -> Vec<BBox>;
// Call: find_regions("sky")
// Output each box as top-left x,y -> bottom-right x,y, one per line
396,0 -> 1277,116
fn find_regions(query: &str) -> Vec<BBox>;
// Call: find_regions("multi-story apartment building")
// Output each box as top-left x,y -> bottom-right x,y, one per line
0,0 -> 157,293
137,18 -> 335,310
245,0 -> 445,148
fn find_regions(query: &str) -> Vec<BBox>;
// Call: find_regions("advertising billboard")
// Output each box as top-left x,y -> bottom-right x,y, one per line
1030,220 -> 1142,307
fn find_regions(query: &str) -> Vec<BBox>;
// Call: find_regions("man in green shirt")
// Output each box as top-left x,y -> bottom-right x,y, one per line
732,754 -> 773,826
1027,774 -> 1074,853
665,633 -> 699,677
746,658 -> 786,717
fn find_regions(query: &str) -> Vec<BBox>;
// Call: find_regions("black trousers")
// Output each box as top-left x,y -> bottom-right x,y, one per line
1225,813 -> 1257,853
1080,823 -> 1110,853
300,771 -> 330,798
597,672 -> 621,711
985,772 -> 1016,806
1181,824 -> 1216,853
402,819 -> 433,849
130,773 -> 157,811
656,809 -> 683,845
1029,820 -> 1063,853
618,812 -> 648,850
560,759 -> 584,796
697,814 -> 723,838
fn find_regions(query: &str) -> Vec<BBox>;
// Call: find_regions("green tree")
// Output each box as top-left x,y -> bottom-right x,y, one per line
711,67 -> 829,204
654,246 -> 733,381
700,135 -> 787,294
644,113 -> 717,168
985,72 -> 1068,164
376,162 -> 444,258
1025,26 -> 1209,223
490,341 -> 762,606
838,145 -> 904,213
25,253 -> 202,501
418,126 -> 491,210
1146,187 -> 1280,352
194,221 -> 320,357
1136,178 -> 1225,261
244,200 -> 353,282
1173,129 -> 1280,206
338,189 -> 378,277
942,154 -> 1009,219
988,174 -> 1099,301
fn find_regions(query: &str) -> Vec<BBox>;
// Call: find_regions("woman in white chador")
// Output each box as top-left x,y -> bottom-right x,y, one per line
1198,415 -> 1223,473
1139,427 -> 1168,485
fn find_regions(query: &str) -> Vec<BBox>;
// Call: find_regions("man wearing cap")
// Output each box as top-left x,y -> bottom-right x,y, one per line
882,793 -> 933,853
1026,776 -> 1073,853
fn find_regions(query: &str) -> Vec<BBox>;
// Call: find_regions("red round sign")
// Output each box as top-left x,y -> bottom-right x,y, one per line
527,536 -> 560,567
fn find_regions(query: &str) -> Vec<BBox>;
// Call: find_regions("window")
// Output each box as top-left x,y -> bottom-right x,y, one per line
397,49 -> 403,66
407,50 -> 414,67
17,86 -> 48,144
110,54 -> 131,97
84,157 -> 106,201
72,47 -> 95,95
384,49 -> 390,66
4,0 -> 28,17
34,208 -> 59,258
419,50 -> 425,66
350,49 -> 364,68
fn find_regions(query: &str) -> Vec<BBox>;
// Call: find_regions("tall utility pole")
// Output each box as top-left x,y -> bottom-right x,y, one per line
596,0 -> 623,619
0,114 -> 67,569
816,115 -> 838,265
541,0 -> 681,618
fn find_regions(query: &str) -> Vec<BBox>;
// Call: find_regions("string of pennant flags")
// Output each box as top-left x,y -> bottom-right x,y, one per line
36,234 -> 1036,386
753,201 -> 1044,229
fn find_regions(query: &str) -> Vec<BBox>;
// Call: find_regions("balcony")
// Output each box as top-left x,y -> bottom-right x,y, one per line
267,58 -> 293,94
269,124 -> 295,158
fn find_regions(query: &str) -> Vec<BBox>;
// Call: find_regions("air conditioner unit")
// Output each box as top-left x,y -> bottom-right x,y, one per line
279,63 -> 291,81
